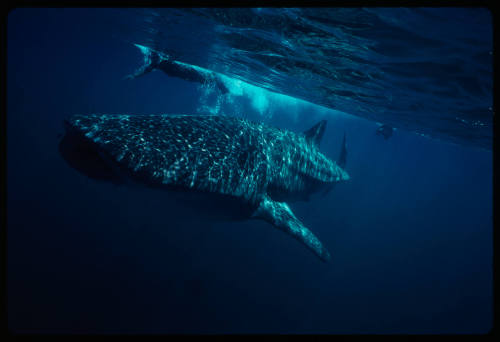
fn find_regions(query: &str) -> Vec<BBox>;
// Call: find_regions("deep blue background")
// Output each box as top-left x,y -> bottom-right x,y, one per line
7,9 -> 492,334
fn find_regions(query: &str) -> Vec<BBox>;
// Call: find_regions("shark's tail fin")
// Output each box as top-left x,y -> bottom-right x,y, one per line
123,44 -> 165,80
338,132 -> 347,169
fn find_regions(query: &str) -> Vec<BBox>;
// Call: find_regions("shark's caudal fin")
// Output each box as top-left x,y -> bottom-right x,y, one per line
124,44 -> 167,80
304,120 -> 327,148
321,183 -> 335,197
338,132 -> 347,169
252,195 -> 331,262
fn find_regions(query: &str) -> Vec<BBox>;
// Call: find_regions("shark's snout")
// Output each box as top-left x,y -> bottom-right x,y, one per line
59,123 -> 123,184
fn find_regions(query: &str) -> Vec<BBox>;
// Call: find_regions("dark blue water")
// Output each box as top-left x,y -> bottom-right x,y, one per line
7,8 -> 492,334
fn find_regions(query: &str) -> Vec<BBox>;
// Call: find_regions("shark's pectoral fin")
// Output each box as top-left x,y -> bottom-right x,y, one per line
252,196 -> 331,262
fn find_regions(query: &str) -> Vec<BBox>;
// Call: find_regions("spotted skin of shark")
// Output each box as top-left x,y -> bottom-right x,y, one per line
64,114 -> 349,262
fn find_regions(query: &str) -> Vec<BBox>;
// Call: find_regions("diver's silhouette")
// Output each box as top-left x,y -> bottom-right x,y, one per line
376,124 -> 393,140
126,44 -> 229,94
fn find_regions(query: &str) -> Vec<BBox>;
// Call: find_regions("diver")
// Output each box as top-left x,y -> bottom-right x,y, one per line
376,124 -> 393,140
125,44 -> 229,94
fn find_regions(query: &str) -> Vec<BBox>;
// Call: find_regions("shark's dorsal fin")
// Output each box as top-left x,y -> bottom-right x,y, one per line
338,132 -> 347,169
252,195 -> 331,262
303,120 -> 327,148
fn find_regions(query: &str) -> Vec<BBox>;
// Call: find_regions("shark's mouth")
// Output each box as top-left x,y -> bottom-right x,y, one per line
58,123 -> 123,184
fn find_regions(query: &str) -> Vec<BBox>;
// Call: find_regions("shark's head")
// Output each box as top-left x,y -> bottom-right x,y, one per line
58,119 -> 124,184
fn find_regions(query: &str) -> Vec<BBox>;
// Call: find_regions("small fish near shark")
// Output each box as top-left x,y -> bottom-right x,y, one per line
59,114 -> 349,262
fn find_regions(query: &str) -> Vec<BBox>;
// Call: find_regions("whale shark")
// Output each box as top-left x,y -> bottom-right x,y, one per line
59,114 -> 349,262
